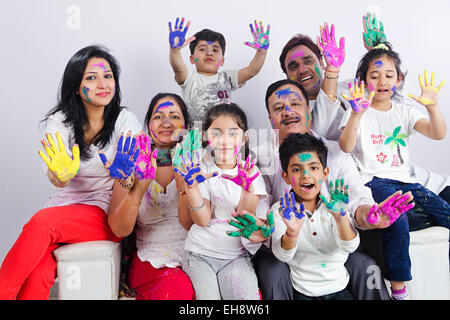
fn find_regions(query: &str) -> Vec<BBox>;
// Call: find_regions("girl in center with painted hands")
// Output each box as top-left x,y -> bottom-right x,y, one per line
107,93 -> 196,300
177,103 -> 267,300
338,41 -> 450,300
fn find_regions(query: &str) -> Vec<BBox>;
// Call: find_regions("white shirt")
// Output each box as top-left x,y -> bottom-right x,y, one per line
310,79 -> 411,142
254,130 -> 375,230
338,79 -> 448,194
339,101 -> 426,185
271,200 -> 360,297
43,109 -> 142,213
135,178 -> 188,268
184,158 -> 267,259
180,68 -> 244,122
309,88 -> 345,141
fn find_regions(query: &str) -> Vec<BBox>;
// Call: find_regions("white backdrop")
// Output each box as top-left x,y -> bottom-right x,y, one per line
0,0 -> 449,262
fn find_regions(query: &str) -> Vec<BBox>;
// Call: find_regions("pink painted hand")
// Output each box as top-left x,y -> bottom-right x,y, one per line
222,153 -> 260,192
341,79 -> 375,113
316,23 -> 345,68
134,132 -> 158,181
366,191 -> 415,227
244,20 -> 270,50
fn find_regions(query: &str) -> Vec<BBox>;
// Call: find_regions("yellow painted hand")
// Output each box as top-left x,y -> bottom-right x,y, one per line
408,71 -> 445,106
39,132 -> 80,183
341,79 -> 374,113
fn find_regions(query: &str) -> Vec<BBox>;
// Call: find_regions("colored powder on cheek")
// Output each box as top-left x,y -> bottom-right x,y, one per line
391,85 -> 396,94
194,58 -> 199,62
374,60 -> 383,68
314,64 -> 322,78
289,75 -> 296,81
82,86 -> 91,102
298,153 -> 312,162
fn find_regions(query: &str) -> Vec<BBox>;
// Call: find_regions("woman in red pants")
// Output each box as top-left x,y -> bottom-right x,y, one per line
108,93 -> 195,300
0,45 -> 142,300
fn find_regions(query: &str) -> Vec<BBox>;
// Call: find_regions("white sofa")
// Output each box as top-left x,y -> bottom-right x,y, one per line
50,227 -> 449,300
393,226 -> 449,300
52,241 -> 121,300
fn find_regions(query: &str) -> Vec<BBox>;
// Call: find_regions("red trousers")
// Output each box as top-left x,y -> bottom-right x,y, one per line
128,251 -> 195,300
0,204 -> 121,300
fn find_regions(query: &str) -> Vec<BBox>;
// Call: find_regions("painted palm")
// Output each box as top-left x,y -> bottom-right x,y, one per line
384,126 -> 407,165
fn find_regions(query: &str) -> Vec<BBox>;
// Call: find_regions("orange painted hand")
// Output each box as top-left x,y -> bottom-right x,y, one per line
408,71 -> 445,106
39,132 -> 80,183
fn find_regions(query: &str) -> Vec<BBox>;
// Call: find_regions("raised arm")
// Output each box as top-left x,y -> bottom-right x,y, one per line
174,151 -> 218,227
222,154 -> 260,213
409,71 -> 447,140
339,80 -> 374,153
362,12 -> 387,51
39,132 -> 80,188
168,17 -> 196,85
238,21 -> 269,86
100,132 -> 150,238
316,22 -> 345,102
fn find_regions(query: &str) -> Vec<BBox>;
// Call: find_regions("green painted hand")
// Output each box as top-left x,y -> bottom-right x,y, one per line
227,210 -> 275,242
363,12 -> 386,50
321,178 -> 349,216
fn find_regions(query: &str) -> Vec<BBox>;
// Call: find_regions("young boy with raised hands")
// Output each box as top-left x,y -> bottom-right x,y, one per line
167,17 -> 269,121
271,132 -> 360,300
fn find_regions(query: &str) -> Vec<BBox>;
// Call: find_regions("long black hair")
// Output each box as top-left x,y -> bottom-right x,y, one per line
42,45 -> 124,160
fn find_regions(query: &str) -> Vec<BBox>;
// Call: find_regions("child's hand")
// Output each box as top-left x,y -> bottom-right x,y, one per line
321,179 -> 349,218
362,13 -> 387,51
222,153 -> 260,192
408,71 -> 445,107
173,150 -> 218,188
244,20 -> 270,50
172,129 -> 202,168
134,132 -> 158,181
99,131 -> 140,180
366,191 -> 415,227
227,210 -> 275,242
279,191 -> 305,237
168,17 -> 195,50
39,132 -> 80,183
316,23 -> 345,69
341,79 -> 375,114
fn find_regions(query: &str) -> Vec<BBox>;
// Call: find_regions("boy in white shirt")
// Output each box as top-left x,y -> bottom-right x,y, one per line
168,17 -> 269,121
271,133 -> 360,299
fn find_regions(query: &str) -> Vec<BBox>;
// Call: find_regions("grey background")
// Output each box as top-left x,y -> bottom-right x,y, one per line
0,0 -> 449,262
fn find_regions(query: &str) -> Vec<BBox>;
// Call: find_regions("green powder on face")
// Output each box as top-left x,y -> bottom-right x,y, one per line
298,153 -> 312,162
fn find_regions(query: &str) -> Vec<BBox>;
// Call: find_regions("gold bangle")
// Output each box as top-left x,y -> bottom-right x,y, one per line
325,74 -> 339,80
118,174 -> 135,191
327,94 -> 337,101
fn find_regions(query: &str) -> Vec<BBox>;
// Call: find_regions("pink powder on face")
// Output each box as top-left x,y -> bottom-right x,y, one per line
91,62 -> 108,71
290,50 -> 304,60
